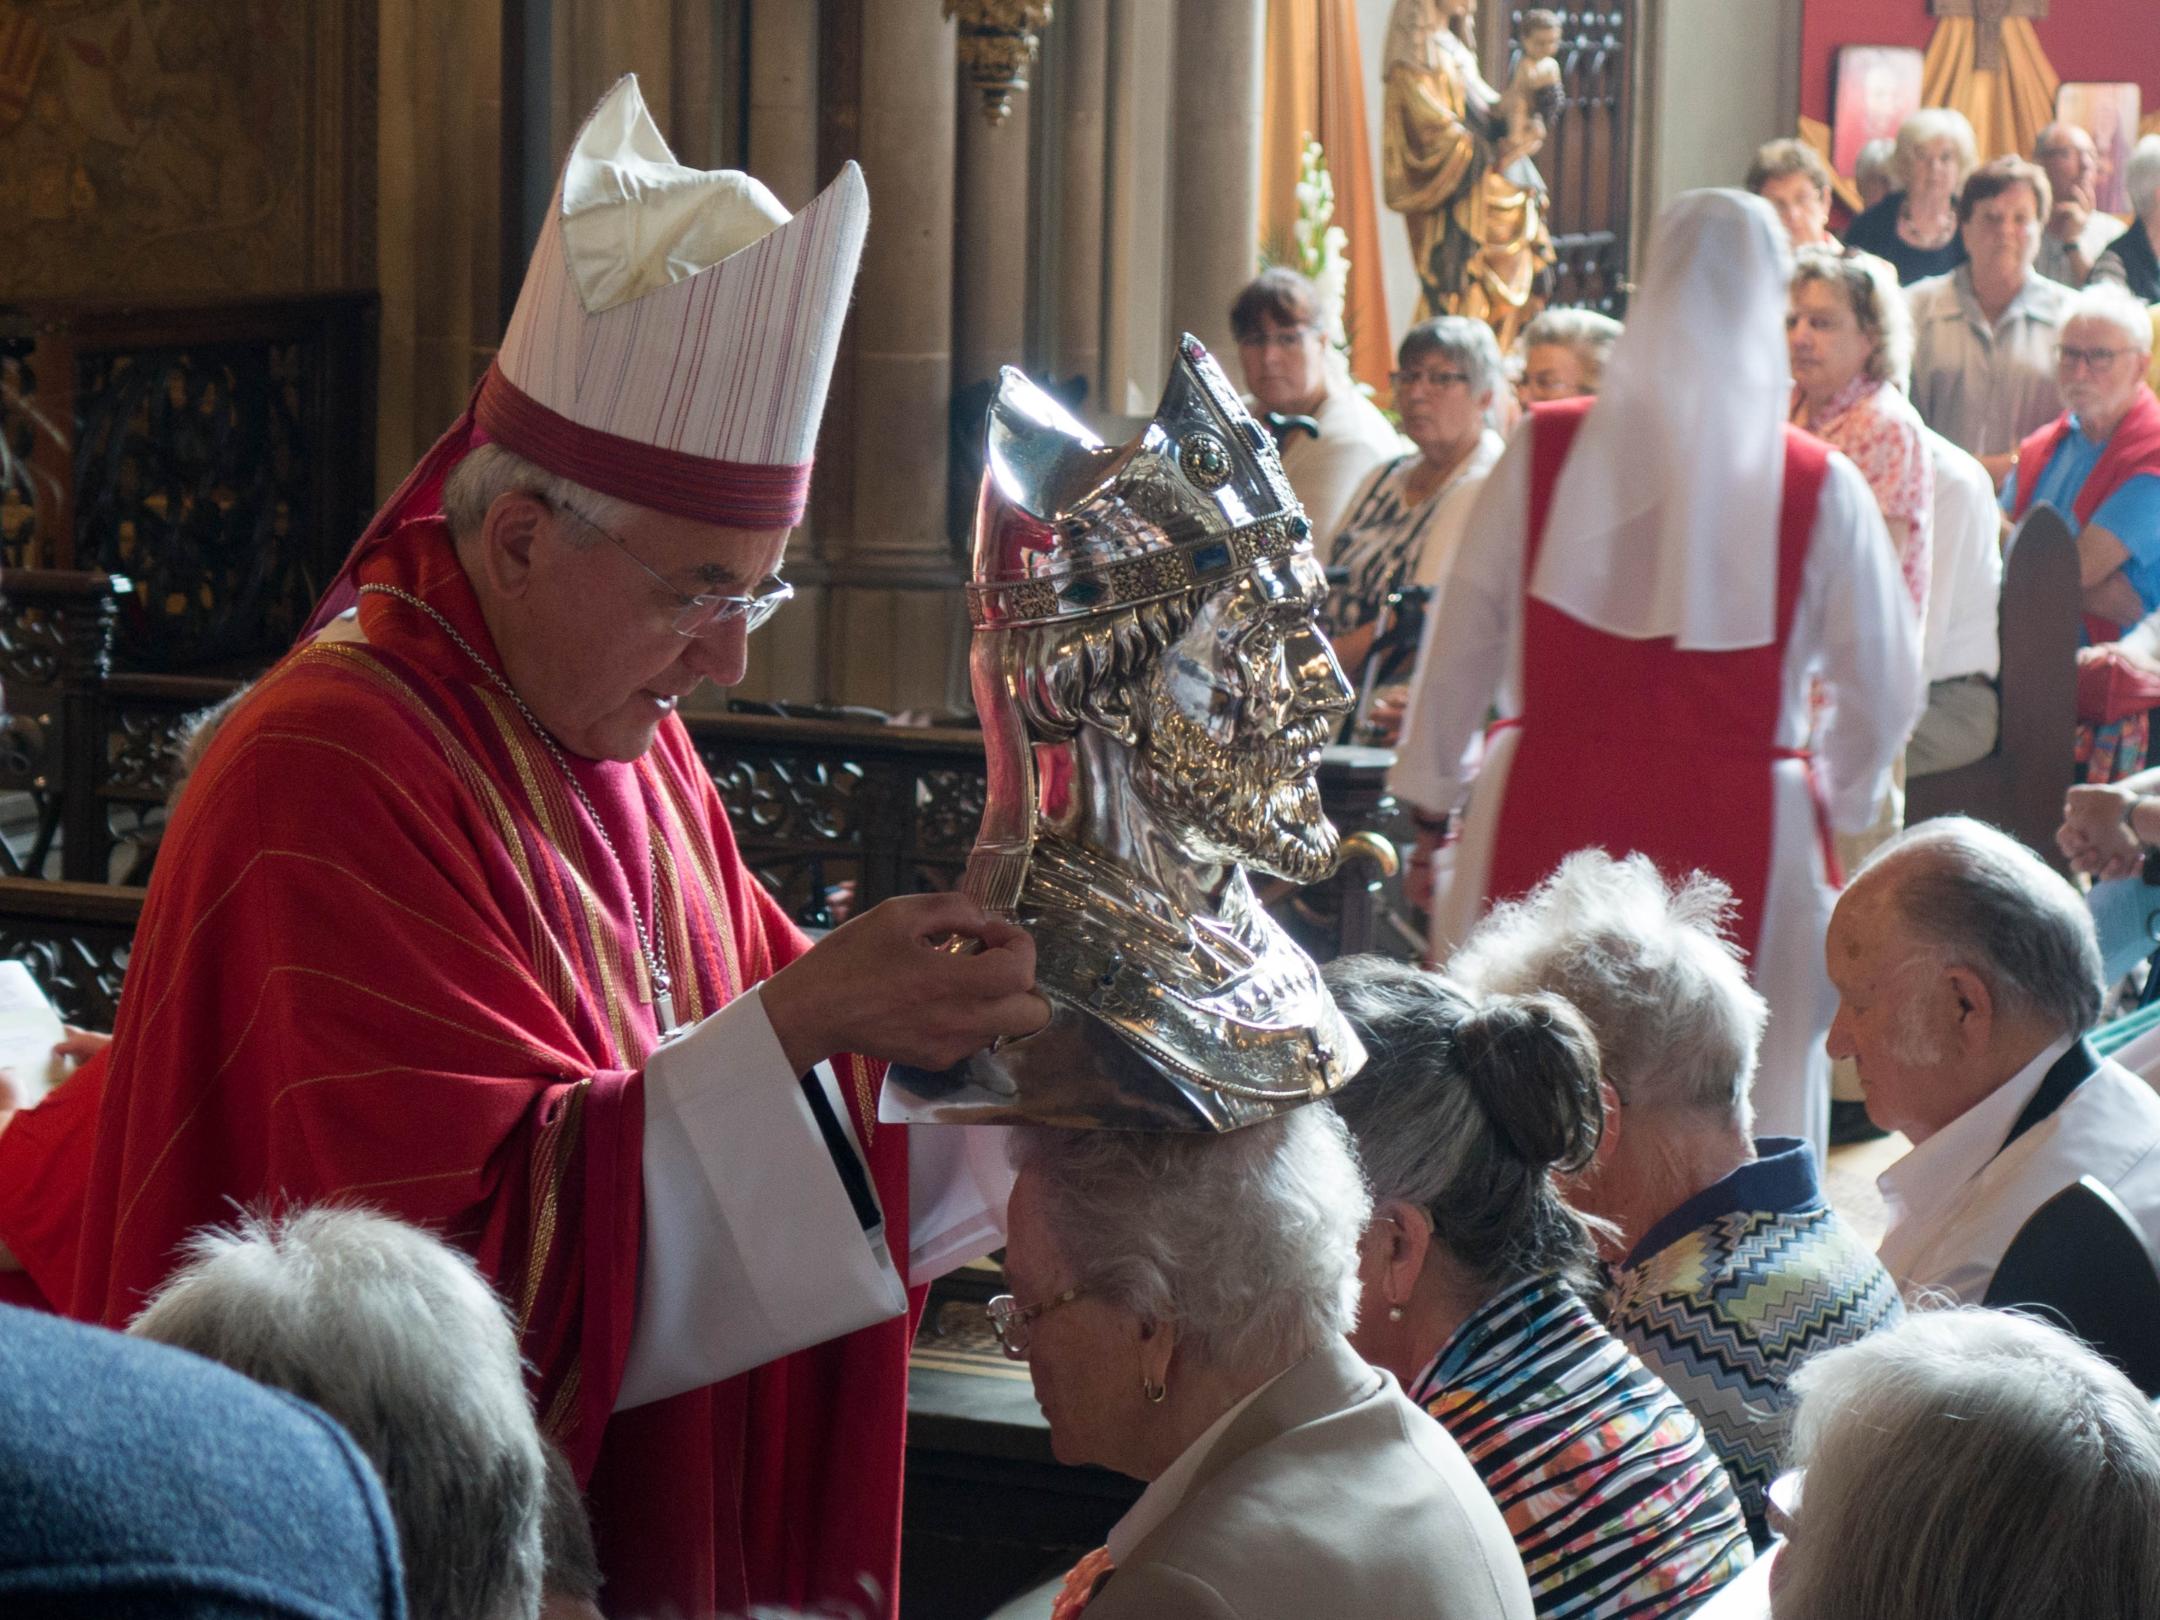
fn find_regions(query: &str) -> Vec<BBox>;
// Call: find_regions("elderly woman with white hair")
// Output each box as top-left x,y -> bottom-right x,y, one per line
999,1110 -> 1535,1620
2091,134 -> 2160,304
131,1205 -> 549,1620
1843,107 -> 1976,285
1853,137 -> 1896,214
1325,955 -> 1752,1617
1789,245 -> 1931,619
1449,851 -> 1904,1546
1744,1309 -> 2160,1619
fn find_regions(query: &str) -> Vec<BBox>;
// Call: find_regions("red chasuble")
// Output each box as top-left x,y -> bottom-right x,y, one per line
62,517 -> 919,1619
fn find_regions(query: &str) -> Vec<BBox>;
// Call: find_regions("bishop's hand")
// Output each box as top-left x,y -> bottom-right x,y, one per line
760,891 -> 1051,1077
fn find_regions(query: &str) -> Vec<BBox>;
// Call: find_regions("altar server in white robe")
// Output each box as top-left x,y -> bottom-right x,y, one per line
1393,190 -> 1922,1152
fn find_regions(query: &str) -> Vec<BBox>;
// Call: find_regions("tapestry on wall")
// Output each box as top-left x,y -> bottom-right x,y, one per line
0,0 -> 371,299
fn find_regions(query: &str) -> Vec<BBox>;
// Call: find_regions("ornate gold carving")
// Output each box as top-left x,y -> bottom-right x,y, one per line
943,0 -> 1054,126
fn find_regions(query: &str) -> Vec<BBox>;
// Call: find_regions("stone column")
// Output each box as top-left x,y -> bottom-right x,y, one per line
1098,0 -> 1175,424
550,2 -> 673,159
729,0 -> 828,705
826,2 -> 967,714
747,0 -> 820,208
375,0 -> 503,494
548,2 -> 743,168
1051,0 -> 1110,409
1169,0 -> 1265,365
952,84 -> 1032,392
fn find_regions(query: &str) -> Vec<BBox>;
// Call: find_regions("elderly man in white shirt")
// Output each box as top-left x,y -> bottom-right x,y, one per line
1826,816 -> 2160,1304
1906,430 -> 2005,777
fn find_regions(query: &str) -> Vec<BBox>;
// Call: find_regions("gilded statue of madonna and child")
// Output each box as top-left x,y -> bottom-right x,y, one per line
1383,0 -> 1560,349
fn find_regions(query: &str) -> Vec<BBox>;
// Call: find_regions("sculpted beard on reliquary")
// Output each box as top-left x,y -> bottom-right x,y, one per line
883,337 -> 1368,1133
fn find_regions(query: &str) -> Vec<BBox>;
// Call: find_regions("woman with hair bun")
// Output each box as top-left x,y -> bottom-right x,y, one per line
1324,955 -> 1753,1619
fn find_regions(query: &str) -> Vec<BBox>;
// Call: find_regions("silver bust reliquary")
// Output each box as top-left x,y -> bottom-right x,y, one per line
881,335 -> 1367,1132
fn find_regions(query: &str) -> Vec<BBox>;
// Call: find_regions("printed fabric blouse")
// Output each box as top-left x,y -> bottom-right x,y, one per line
1793,373 -> 1933,620
1410,1271 -> 1754,1619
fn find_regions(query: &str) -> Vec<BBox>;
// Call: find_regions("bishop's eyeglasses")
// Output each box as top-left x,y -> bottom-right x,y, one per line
553,498 -> 796,637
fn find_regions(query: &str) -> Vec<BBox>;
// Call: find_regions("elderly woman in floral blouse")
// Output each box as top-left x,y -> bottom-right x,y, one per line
1787,245 -> 1932,624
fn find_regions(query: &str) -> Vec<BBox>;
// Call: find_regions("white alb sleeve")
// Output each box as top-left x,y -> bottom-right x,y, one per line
615,984 -> 909,1412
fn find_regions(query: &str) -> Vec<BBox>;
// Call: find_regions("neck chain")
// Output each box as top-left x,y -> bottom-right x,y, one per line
359,583 -> 680,1039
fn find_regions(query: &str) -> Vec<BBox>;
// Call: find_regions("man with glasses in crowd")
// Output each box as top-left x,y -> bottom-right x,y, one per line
30,77 -> 1046,1620
2002,282 -> 2160,640
2031,121 -> 2124,290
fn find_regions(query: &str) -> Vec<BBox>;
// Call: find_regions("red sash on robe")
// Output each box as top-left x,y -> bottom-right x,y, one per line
58,517 -> 919,1620
2010,384 -> 2160,642
1483,398 -> 1829,963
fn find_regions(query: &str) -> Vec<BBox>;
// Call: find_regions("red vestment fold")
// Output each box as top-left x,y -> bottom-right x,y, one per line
62,516 -> 917,1619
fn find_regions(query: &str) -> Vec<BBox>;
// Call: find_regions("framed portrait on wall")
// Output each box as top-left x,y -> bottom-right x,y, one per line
2057,83 -> 2142,215
1832,46 -> 1925,178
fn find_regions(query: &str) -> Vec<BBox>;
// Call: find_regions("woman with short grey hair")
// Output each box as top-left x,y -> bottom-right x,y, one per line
1769,1308 -> 2160,1619
1450,851 -> 1903,1544
1853,137 -> 1896,213
1515,307 -> 1622,404
1788,243 -> 1932,620
130,1205 -> 548,1620
998,1108 -> 1535,1619
1324,315 -> 1506,718
1325,954 -> 1753,1617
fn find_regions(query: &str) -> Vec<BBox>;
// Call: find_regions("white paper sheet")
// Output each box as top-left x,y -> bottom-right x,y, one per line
0,961 -> 67,1108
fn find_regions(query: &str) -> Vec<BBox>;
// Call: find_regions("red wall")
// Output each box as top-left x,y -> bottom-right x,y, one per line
1799,0 -> 2160,129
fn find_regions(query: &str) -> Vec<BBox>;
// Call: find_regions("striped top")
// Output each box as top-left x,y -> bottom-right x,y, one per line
1606,1138 -> 1903,1544
1411,1272 -> 1753,1618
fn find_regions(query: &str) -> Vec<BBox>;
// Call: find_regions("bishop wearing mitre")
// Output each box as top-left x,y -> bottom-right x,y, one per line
12,77 -> 1045,1619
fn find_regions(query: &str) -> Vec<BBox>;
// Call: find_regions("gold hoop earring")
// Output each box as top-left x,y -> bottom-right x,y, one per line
1142,1377 -> 1167,1404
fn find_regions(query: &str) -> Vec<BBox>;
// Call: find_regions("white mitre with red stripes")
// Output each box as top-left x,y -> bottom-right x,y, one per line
484,75 -> 867,530
307,73 -> 866,629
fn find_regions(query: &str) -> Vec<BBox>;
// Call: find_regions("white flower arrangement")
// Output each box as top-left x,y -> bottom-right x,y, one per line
1278,136 -> 1372,395
1291,137 -> 1353,355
